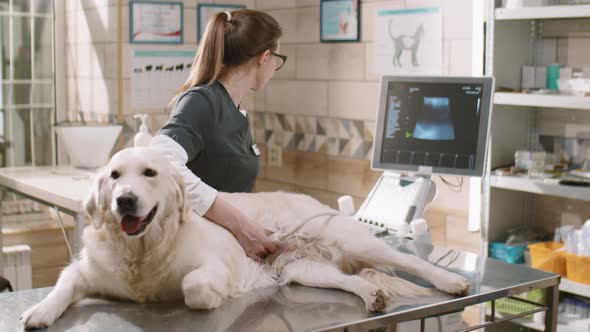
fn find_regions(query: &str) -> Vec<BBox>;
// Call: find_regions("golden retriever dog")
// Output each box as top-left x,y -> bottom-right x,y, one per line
21,147 -> 469,329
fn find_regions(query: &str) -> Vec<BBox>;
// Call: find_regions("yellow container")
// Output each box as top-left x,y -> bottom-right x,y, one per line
528,241 -> 567,276
566,254 -> 590,285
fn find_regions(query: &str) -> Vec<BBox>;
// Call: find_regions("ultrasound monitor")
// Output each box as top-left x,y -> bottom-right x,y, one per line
372,76 -> 494,177
353,76 -> 493,237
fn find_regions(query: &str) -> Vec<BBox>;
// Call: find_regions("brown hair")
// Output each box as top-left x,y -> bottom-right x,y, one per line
172,9 -> 282,104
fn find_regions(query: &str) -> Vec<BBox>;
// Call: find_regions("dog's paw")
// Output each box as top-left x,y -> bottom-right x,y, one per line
367,289 -> 387,313
432,270 -> 470,296
184,281 -> 225,310
21,302 -> 60,330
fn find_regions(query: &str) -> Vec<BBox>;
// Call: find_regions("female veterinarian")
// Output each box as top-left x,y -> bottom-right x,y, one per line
151,10 -> 286,261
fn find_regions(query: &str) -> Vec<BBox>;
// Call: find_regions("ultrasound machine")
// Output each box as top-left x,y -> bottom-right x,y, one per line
339,76 -> 494,255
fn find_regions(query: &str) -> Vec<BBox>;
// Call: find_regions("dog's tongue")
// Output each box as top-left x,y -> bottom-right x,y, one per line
121,216 -> 141,234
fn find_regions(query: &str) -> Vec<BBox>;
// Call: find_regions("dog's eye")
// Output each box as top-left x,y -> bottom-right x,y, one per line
110,171 -> 120,180
143,169 -> 157,177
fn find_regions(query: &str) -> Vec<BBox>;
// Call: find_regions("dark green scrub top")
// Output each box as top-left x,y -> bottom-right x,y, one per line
158,81 -> 259,192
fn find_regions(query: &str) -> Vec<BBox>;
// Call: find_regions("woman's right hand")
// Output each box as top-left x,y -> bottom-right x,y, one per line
204,195 -> 277,262
231,217 -> 277,262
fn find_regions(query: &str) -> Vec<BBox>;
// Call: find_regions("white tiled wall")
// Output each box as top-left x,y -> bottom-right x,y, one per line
257,0 -> 477,121
65,1 -> 119,121
256,0 -> 478,213
63,0 -> 480,212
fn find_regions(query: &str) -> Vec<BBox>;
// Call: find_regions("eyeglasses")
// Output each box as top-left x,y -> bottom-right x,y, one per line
271,52 -> 287,71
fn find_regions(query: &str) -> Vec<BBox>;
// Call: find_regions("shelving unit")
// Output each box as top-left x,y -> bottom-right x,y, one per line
560,278 -> 590,298
490,175 -> 590,201
504,316 -> 583,332
494,92 -> 590,110
495,4 -> 590,20
484,2 -> 590,331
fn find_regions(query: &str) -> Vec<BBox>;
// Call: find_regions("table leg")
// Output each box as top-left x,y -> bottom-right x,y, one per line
544,284 -> 559,332
74,212 -> 84,258
386,322 -> 397,332
0,187 -> 4,275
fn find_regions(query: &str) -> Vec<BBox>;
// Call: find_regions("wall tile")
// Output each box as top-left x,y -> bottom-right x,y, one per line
267,9 -> 297,43
216,0 -> 255,8
295,0 -> 319,8
242,91 -> 256,111
445,215 -> 480,253
328,81 -> 379,121
327,155 -> 381,198
91,5 -> 111,43
267,7 -> 319,44
264,80 -> 328,116
185,8 -> 197,45
255,90 -> 266,112
296,186 -> 342,210
405,0 -> 473,40
104,43 -> 117,80
361,0 -> 404,43
296,7 -> 320,44
66,12 -> 76,44
443,39 -> 451,75
122,5 -> 130,43
364,43 -> 377,81
75,10 -> 91,44
66,45 -> 76,79
256,0 -> 296,10
93,43 -> 106,80
295,43 -> 364,80
66,0 -> 77,13
428,176 -> 470,212
75,43 -> 92,78
273,44 -> 296,80
449,39 -> 472,76
262,150 -> 329,190
66,78 -> 78,114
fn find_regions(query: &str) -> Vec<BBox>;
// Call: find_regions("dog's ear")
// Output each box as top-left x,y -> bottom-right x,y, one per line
84,170 -> 110,230
172,171 -> 189,223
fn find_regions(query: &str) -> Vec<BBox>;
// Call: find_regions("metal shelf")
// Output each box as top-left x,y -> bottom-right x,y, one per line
508,316 -> 583,332
560,278 -> 590,298
495,5 -> 590,20
490,175 -> 590,201
494,92 -> 590,110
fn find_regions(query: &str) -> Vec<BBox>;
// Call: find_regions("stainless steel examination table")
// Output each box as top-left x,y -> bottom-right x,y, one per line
0,238 -> 560,332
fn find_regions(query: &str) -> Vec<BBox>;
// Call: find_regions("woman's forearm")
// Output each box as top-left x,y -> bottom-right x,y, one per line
204,195 -> 242,233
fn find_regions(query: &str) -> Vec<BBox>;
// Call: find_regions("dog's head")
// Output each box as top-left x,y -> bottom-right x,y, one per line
84,147 -> 187,237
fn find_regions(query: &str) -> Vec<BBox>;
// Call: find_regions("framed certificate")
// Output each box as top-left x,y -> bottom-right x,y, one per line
320,0 -> 360,42
130,1 -> 183,44
197,3 -> 246,43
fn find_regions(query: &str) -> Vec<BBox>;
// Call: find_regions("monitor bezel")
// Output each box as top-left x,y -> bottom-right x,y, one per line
371,76 -> 494,177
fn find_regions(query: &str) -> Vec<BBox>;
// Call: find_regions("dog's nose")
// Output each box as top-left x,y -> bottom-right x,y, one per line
116,193 -> 137,213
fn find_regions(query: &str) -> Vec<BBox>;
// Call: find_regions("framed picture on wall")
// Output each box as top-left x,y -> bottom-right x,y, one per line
197,3 -> 247,43
130,1 -> 183,44
320,0 -> 360,42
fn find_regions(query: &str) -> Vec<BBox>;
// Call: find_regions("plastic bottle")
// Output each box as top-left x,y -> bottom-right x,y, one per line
133,114 -> 152,147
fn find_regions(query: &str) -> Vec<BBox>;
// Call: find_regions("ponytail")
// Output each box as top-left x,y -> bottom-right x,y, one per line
171,10 -> 282,106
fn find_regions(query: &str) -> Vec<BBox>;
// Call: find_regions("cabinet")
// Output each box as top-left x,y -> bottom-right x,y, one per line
484,1 -> 590,331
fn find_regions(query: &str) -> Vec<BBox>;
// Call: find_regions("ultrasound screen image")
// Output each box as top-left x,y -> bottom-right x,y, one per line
381,82 -> 483,171
412,97 -> 454,141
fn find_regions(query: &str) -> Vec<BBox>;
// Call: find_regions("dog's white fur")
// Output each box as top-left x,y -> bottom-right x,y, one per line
21,147 -> 469,329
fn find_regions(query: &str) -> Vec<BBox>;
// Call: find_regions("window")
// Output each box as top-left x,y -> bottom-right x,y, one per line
0,0 -> 55,167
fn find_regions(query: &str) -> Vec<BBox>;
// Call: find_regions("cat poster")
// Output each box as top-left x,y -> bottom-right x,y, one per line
374,7 -> 442,76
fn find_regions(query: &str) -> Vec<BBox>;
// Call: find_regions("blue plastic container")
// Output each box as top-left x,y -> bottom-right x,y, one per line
489,242 -> 528,264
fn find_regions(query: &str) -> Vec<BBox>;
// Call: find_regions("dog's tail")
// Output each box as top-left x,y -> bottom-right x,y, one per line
359,268 -> 432,298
